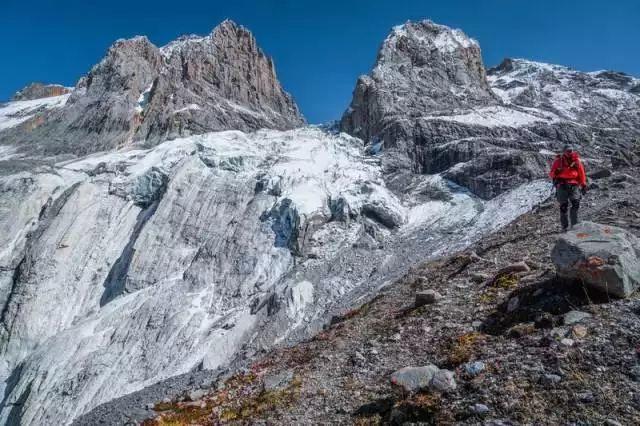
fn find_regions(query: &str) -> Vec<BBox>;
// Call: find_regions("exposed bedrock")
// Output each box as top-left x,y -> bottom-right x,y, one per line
340,20 -> 640,199
0,20 -> 304,156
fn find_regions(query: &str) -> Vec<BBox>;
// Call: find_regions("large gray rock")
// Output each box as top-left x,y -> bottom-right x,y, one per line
1,20 -> 304,156
551,221 -> 640,298
390,364 -> 456,393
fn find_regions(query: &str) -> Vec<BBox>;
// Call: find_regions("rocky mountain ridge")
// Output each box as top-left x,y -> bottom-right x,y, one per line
0,20 -> 304,156
341,21 -> 640,199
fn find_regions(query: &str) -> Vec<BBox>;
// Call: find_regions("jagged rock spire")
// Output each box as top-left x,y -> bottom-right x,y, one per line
340,20 -> 498,143
2,20 -> 304,155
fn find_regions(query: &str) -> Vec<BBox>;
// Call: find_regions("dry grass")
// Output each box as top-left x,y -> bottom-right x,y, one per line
218,376 -> 302,421
144,370 -> 302,425
447,332 -> 486,366
353,414 -> 383,425
479,273 -> 519,304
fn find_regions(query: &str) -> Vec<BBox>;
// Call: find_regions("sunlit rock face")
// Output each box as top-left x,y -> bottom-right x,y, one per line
0,20 -> 304,156
341,21 -> 640,199
341,20 -> 498,144
11,83 -> 72,101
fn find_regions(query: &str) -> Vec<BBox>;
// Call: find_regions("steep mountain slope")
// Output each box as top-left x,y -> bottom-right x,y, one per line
0,20 -> 304,156
340,21 -> 640,199
0,127 -> 548,425
138,164 -> 640,426
1,18 -> 639,426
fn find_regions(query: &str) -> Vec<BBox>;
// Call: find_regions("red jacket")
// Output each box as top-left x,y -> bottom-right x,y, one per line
549,151 -> 587,187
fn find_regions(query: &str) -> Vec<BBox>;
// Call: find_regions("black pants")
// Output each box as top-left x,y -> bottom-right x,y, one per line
556,183 -> 581,229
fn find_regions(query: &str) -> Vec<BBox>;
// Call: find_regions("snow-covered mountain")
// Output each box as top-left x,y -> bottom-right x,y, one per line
487,57 -> 640,165
488,58 -> 640,127
0,94 -> 70,132
341,21 -> 640,199
0,20 -> 303,157
0,19 -> 638,425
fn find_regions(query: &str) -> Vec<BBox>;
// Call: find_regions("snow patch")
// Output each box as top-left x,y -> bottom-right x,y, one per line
173,104 -> 202,114
0,94 -> 70,130
428,106 -> 555,128
287,280 -> 314,323
135,84 -> 153,114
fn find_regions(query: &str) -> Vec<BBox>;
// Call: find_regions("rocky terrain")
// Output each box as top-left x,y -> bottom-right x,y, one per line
138,165 -> 640,426
0,18 -> 639,426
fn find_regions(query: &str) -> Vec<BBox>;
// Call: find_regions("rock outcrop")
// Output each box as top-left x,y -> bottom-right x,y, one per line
11,83 -> 72,101
552,221 -> 640,298
1,20 -> 304,156
340,20 -> 498,143
340,21 -> 640,199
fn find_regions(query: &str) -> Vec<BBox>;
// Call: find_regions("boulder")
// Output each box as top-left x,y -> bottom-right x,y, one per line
470,403 -> 490,415
563,310 -> 592,325
463,361 -> 485,377
415,289 -> 442,307
470,272 -> 490,283
588,169 -> 612,180
430,369 -> 457,392
263,370 -> 294,391
551,222 -> 640,298
390,365 -> 456,393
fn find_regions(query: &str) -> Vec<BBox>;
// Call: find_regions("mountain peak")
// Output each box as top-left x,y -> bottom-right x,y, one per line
387,19 -> 479,54
3,20 -> 304,155
215,18 -> 243,32
341,19 -> 496,142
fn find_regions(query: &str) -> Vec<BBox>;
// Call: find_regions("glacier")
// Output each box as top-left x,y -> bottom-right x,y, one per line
0,126 -> 551,424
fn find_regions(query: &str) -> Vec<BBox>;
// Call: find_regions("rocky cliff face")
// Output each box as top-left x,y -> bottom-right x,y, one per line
11,83 -> 72,101
341,21 -> 498,144
341,21 -> 640,199
0,20 -> 304,156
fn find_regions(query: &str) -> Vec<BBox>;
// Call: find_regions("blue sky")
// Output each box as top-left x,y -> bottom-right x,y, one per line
2,0 -> 639,123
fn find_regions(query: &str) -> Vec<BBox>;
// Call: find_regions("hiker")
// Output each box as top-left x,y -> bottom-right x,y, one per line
549,145 -> 587,231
